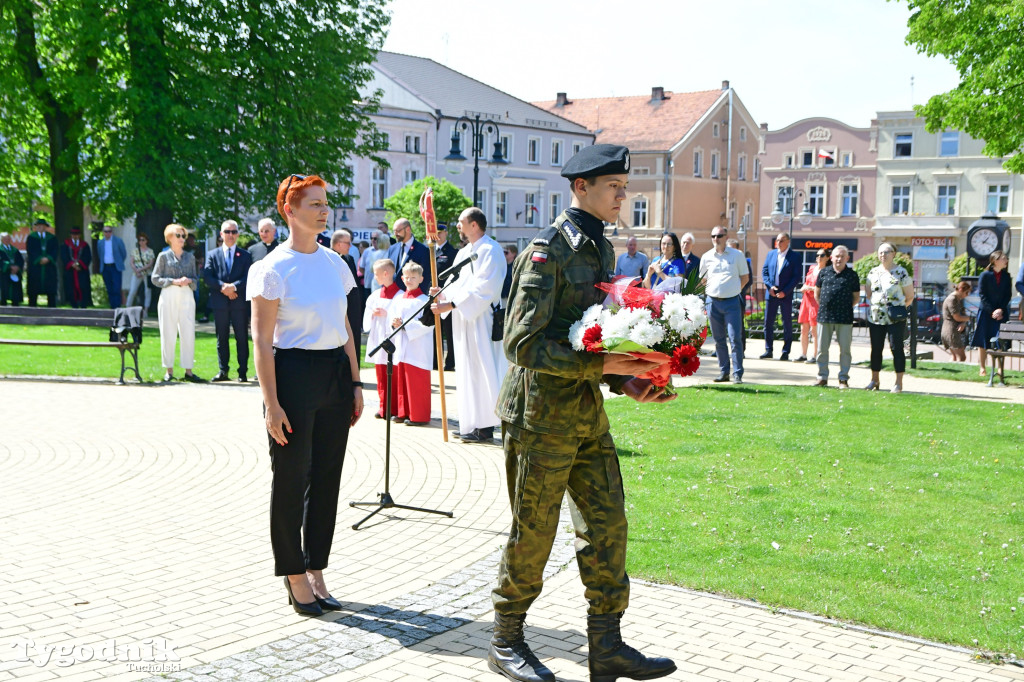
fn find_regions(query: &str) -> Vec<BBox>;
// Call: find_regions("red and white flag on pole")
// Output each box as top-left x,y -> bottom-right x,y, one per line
818,149 -> 835,160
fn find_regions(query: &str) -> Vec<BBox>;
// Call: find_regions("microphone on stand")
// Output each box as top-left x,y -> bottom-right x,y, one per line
438,253 -> 478,281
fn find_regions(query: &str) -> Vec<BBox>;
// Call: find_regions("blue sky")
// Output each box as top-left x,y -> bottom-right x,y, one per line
382,0 -> 960,130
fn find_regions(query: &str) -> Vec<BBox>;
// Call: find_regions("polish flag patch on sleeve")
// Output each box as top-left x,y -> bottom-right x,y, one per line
531,252 -> 548,264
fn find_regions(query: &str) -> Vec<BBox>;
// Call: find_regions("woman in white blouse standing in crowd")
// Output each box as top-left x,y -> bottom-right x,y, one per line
151,224 -> 202,382
248,174 -> 363,618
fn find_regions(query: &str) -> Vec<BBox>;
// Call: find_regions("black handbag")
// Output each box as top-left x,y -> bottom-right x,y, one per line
887,303 -> 908,321
491,303 -> 505,342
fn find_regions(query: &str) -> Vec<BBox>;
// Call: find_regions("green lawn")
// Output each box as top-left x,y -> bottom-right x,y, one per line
861,358 -> 1021,384
608,386 -> 1023,655
0,324 -> 372,381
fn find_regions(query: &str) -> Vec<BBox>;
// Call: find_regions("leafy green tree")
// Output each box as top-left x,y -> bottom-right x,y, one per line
947,252 -> 978,284
1,0 -> 390,250
0,0 -> 118,237
900,0 -> 1024,173
851,250 -> 915,284
383,176 -> 471,242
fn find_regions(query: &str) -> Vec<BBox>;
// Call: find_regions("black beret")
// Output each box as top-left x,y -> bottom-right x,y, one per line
33,219 -> 51,227
560,144 -> 631,180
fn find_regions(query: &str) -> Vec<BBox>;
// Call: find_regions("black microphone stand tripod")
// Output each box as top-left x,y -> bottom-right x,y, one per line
349,276 -> 463,530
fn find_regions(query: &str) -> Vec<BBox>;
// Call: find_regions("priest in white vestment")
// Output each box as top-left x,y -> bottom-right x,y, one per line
431,207 -> 508,443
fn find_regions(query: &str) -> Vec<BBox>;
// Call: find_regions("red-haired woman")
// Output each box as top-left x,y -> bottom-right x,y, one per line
248,174 -> 363,617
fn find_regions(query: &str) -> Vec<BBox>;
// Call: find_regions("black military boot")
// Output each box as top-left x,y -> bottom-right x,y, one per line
587,612 -> 676,682
488,612 -> 555,682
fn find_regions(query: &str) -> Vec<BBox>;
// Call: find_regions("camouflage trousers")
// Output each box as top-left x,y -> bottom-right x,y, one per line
492,422 -> 630,616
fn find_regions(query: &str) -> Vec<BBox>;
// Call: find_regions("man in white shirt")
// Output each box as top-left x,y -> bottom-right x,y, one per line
699,227 -> 749,384
431,207 -> 507,443
613,236 -> 648,279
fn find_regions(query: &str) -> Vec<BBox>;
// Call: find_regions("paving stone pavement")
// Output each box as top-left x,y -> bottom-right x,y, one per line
0,368 -> 1021,682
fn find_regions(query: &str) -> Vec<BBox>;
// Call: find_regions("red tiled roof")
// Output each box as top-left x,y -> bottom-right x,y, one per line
532,89 -> 724,151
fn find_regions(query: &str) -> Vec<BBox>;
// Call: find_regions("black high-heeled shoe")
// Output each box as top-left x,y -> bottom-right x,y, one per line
283,577 -> 323,617
316,594 -> 343,611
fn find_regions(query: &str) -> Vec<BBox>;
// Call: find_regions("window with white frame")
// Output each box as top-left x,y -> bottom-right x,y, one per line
894,133 -> 913,158
801,150 -> 814,167
527,137 -> 540,164
753,158 -> 761,181
525,192 -> 538,226
987,183 -> 1010,213
371,166 -> 387,207
891,185 -> 910,214
550,139 -> 563,166
710,151 -> 720,179
841,185 -> 858,216
404,169 -> 419,184
404,134 -> 421,154
632,197 -> 648,227
808,185 -> 825,215
494,191 -> 508,226
840,151 -> 853,167
821,150 -> 835,167
549,192 -> 562,223
712,123 -> 720,138
744,202 -> 754,229
693,149 -> 703,177
737,154 -> 746,181
937,184 -> 957,215
939,131 -> 959,157
739,127 -> 746,142
783,153 -> 794,169
500,134 -> 513,163
572,141 -> 584,156
476,188 -> 487,211
380,132 -> 390,150
631,167 -> 650,176
339,163 -> 355,208
777,185 -> 794,215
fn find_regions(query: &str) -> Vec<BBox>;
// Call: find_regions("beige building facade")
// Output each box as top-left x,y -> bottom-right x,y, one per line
874,111 -> 1022,292
534,82 -> 761,260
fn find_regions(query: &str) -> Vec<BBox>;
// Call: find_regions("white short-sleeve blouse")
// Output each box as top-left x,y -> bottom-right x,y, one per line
247,244 -> 357,350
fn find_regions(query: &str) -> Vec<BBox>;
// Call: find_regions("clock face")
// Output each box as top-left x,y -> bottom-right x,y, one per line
970,228 -> 999,257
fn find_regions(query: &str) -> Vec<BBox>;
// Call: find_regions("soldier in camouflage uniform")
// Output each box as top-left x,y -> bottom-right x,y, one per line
488,144 -> 677,682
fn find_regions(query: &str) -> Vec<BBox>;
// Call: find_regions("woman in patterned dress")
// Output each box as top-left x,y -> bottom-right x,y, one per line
865,243 -> 915,393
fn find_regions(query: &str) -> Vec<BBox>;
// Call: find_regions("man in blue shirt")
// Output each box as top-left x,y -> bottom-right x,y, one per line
95,226 -> 127,308
613,236 -> 648,279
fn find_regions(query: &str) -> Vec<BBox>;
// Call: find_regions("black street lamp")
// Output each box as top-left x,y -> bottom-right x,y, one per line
769,188 -> 813,240
443,114 -> 509,207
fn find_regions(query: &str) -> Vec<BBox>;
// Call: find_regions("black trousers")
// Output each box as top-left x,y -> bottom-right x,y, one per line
269,347 -> 353,576
215,304 -> 250,374
869,321 -> 906,373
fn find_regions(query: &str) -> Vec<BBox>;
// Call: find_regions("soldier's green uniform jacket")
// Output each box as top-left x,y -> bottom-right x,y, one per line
497,209 -> 629,438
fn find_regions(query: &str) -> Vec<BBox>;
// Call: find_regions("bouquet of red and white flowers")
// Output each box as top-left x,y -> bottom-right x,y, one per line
569,277 -> 708,392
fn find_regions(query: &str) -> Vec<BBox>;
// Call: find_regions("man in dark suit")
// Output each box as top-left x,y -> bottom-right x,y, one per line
760,233 -> 803,360
434,224 -> 457,371
248,218 -> 279,262
330,227 -> 365,363
0,232 -> 25,305
25,219 -> 58,307
203,220 -> 253,382
386,218 -> 431,294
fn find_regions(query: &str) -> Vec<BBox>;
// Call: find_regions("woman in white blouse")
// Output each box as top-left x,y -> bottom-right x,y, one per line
151,224 -> 202,382
248,174 -> 363,617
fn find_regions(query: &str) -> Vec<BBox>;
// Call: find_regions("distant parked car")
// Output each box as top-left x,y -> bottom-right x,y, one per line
916,297 -> 942,344
853,294 -> 871,326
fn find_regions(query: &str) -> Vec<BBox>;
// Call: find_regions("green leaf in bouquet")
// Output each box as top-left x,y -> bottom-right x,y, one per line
603,338 -> 656,354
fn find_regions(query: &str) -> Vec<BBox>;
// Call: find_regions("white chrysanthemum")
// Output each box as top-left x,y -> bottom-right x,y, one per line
581,303 -> 604,327
569,319 -> 587,351
661,293 -> 687,320
601,308 -> 637,339
628,318 -> 665,348
673,316 -> 698,338
681,294 -> 705,316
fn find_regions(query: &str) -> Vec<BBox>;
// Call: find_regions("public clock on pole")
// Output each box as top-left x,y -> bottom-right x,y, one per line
966,213 -> 1009,261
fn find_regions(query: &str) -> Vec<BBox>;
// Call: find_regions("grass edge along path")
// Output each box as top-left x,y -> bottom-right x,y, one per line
607,385 -> 1023,656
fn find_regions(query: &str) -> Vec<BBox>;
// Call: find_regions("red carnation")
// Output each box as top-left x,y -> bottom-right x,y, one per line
582,325 -> 604,353
670,344 -> 700,377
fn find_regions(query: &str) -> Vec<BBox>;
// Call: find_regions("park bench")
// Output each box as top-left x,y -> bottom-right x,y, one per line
986,319 -> 1024,387
0,305 -> 142,384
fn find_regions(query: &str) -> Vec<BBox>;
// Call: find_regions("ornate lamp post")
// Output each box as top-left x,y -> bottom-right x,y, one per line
443,114 -> 509,207
769,188 -> 813,240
